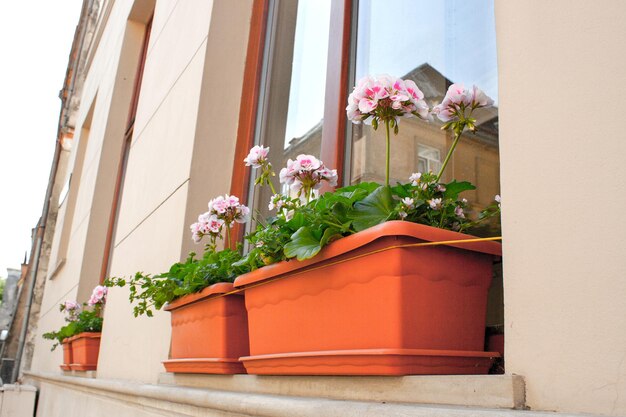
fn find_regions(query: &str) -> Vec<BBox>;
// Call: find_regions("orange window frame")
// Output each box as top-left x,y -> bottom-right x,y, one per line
229,0 -> 353,241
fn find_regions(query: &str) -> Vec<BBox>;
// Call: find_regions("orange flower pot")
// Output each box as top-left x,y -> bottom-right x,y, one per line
162,282 -> 249,374
60,338 -> 72,371
69,332 -> 101,371
234,221 -> 502,376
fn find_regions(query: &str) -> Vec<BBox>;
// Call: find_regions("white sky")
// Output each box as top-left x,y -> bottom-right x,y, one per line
0,1 -> 83,276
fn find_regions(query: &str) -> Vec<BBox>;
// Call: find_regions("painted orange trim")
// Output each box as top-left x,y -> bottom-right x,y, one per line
230,0 -> 270,242
320,0 -> 353,190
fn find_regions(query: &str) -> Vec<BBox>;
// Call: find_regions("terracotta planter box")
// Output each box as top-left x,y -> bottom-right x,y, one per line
69,332 -> 101,371
162,282 -> 249,374
60,338 -> 72,371
234,221 -> 502,376
487,333 -> 505,356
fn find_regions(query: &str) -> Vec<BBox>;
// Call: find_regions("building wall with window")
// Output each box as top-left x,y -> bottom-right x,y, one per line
25,1 -> 626,416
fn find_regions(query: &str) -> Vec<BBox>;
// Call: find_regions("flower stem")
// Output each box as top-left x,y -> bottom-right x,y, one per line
385,119 -> 391,187
264,165 -> 278,195
225,225 -> 231,250
268,179 -> 277,195
436,129 -> 463,183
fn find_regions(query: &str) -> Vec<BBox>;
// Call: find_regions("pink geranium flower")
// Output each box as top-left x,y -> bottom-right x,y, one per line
88,285 -> 107,306
243,145 -> 270,168
346,74 -> 429,126
278,154 -> 337,202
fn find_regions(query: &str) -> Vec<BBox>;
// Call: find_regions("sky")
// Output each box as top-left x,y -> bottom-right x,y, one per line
356,0 -> 498,100
0,1 -> 83,276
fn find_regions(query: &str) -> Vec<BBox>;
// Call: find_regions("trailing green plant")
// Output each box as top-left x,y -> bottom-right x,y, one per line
105,248 -> 249,317
42,310 -> 103,351
239,177 -> 498,265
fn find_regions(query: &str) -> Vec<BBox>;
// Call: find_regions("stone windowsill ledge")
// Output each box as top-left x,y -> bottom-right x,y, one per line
24,371 -> 605,417
61,369 -> 96,379
157,372 -> 525,410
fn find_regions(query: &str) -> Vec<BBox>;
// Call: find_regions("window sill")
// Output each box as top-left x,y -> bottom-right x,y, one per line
25,371 -> 539,416
61,369 -> 96,379
158,372 -> 525,410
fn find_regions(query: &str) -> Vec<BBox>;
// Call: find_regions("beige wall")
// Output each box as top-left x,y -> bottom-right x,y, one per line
32,0 -> 252,382
497,1 -> 626,415
31,0 -> 150,373
96,0 -> 252,383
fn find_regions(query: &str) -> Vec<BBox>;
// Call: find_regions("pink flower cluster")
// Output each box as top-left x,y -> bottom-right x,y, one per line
63,300 -> 80,311
61,300 -> 81,321
190,212 -> 224,243
190,195 -> 250,243
279,154 -> 338,196
243,145 -> 270,169
432,83 -> 494,122
88,285 -> 107,307
346,74 -> 429,124
208,195 -> 250,225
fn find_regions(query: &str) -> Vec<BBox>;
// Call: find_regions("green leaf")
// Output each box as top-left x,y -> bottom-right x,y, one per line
391,183 -> 411,198
286,211 -> 306,231
444,180 -> 476,200
349,186 -> 395,232
320,227 -> 341,247
284,226 -> 323,261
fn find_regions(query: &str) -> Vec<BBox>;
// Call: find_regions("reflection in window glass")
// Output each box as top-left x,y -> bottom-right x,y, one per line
349,0 -> 500,232
250,0 -> 331,221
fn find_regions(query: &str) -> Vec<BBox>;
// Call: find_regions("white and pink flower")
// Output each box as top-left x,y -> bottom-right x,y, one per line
346,74 -> 429,125
208,194 -> 250,226
401,197 -> 415,209
428,198 -> 443,210
61,300 -> 81,321
88,285 -> 107,307
190,212 -> 227,243
63,300 -> 80,311
409,172 -> 422,186
432,83 -> 494,123
243,145 -> 270,168
279,154 -> 337,200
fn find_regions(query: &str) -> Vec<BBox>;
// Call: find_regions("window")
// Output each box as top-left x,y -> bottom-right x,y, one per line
347,0 -> 500,222
241,0 -> 500,234
235,0 -> 503,372
58,175 -> 71,208
417,144 -> 442,175
247,0 -> 332,225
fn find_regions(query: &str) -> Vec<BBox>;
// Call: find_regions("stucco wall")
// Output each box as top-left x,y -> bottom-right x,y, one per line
93,0 -> 252,383
31,0 -> 146,373
496,1 -> 626,415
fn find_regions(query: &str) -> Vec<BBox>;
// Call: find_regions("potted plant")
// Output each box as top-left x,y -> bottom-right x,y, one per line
42,286 -> 105,371
232,76 -> 502,375
105,196 -> 252,374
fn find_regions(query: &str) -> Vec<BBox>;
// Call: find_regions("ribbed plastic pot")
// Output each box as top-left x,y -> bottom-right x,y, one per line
162,282 -> 249,374
69,332 -> 101,371
233,221 -> 502,376
60,338 -> 72,371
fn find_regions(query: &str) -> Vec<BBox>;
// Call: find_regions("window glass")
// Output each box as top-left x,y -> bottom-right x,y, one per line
250,0 -> 331,220
349,0 -> 499,233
